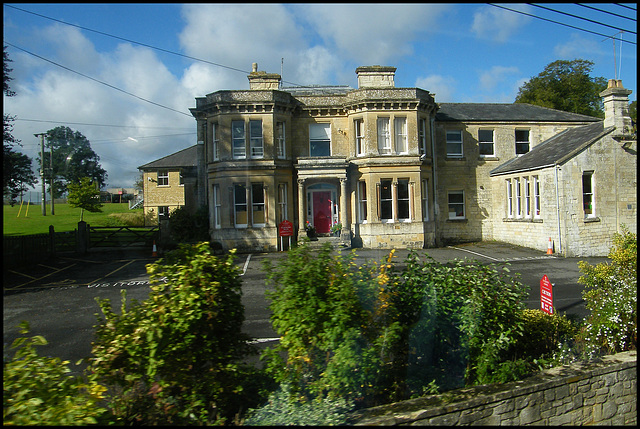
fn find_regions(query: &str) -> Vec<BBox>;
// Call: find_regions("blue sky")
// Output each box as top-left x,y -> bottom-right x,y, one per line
4,3 -> 637,190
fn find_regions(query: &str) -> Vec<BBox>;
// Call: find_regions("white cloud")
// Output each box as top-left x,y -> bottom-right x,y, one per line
479,66 -> 520,91
471,4 -> 531,43
553,33 -> 607,59
415,75 -> 457,102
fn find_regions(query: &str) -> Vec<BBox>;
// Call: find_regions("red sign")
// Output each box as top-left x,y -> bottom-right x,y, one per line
279,220 -> 294,237
540,275 -> 554,315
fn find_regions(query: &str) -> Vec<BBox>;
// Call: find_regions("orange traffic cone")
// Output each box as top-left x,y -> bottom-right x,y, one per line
152,240 -> 158,257
546,237 -> 553,255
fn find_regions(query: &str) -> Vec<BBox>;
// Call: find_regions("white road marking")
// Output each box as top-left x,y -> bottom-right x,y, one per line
240,254 -> 251,276
447,246 -> 501,261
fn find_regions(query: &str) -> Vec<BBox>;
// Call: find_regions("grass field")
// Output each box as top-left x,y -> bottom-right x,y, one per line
3,203 -> 145,236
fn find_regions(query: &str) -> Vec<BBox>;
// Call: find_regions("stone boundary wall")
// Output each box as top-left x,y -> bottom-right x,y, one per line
352,351 -> 636,426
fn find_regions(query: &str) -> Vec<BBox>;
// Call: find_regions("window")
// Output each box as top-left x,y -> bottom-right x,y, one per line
448,191 -> 465,219
212,184 -> 221,229
515,178 -> 522,217
252,183 -> 265,226
582,172 -> 595,218
232,121 -> 246,159
355,119 -> 364,156
446,130 -> 463,157
533,176 -> 541,218
377,118 -> 391,155
397,179 -> 410,221
249,120 -> 263,158
478,129 -> 494,157
357,181 -> 367,223
380,179 -> 393,221
394,118 -> 408,154
277,183 -> 287,223
419,118 -> 427,155
158,206 -> 169,219
506,179 -> 513,218
179,171 -> 184,186
421,179 -> 429,221
310,123 -> 331,157
515,129 -> 530,155
157,170 -> 169,186
524,177 -> 531,218
211,122 -> 219,161
276,122 -> 286,158
234,183 -> 248,227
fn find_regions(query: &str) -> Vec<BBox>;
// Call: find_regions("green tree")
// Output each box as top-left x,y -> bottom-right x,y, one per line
515,59 -> 608,118
37,126 -> 108,198
67,177 -> 102,221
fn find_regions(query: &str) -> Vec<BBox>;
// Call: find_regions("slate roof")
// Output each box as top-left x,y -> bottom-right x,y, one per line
138,145 -> 197,170
436,103 -> 602,123
490,121 -> 614,176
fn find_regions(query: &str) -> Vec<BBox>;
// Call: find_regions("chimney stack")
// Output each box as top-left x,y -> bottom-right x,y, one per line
355,66 -> 396,89
248,62 -> 281,90
600,79 -> 633,134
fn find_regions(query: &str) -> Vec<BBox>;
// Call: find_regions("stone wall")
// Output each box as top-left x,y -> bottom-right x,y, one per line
352,351 -> 636,426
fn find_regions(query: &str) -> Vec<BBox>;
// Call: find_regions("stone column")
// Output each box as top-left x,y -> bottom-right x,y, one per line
340,178 -> 350,243
297,178 -> 306,236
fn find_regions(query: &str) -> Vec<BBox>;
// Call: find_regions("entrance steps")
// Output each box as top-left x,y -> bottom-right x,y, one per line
299,235 -> 350,251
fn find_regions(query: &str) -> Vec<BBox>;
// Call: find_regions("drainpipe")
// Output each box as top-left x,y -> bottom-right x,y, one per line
430,117 -> 438,244
554,164 -> 563,255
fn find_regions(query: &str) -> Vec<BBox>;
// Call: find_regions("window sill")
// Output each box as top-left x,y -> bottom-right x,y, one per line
479,156 -> 500,161
503,217 -> 543,223
446,156 -> 465,161
447,218 -> 467,223
583,217 -> 600,223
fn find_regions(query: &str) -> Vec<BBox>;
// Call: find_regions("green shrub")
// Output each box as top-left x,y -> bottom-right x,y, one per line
167,205 -> 210,243
243,384 -> 352,426
90,242 -> 269,425
3,322 -> 108,425
577,226 -> 637,357
511,309 -> 578,360
103,210 -> 144,226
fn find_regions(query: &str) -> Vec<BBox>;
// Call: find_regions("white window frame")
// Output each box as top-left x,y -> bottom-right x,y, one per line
524,177 -> 531,218
515,129 -> 530,155
277,183 -> 287,223
309,123 -> 331,157
357,180 -> 367,223
355,119 -> 364,156
422,179 -> 429,221
157,170 -> 169,186
582,171 -> 595,219
533,176 -> 541,219
377,118 -> 392,155
394,117 -> 408,154
448,190 -> 465,219
211,122 -> 219,161
515,177 -> 522,218
478,129 -> 494,157
158,205 -> 169,219
232,121 -> 246,159
379,179 -> 393,222
234,183 -> 248,228
276,121 -> 286,159
249,120 -> 263,159
397,179 -> 411,222
251,183 -> 266,227
212,184 -> 221,229
419,118 -> 427,155
506,179 -> 513,218
446,130 -> 463,157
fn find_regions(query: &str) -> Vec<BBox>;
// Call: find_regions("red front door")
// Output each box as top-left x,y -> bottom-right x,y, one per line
313,192 -> 331,234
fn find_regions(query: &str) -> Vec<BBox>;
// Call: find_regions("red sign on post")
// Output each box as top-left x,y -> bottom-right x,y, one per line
540,275 -> 554,315
279,220 -> 294,237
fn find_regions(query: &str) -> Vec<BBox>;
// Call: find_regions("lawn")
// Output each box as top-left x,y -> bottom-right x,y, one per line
3,203 -> 144,236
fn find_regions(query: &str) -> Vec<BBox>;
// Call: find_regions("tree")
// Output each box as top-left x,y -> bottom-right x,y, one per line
515,59 -> 608,118
3,46 -> 38,204
37,126 -> 108,198
67,177 -> 102,221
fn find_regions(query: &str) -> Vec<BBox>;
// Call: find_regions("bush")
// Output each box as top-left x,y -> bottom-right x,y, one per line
168,205 -> 210,243
90,242 -> 269,425
577,226 -> 637,357
103,210 -> 145,226
3,322 -> 108,425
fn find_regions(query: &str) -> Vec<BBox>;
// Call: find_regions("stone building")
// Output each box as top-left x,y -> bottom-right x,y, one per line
138,144 -> 202,225
189,64 -> 636,256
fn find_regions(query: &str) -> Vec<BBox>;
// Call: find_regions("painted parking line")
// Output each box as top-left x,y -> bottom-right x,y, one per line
240,254 -> 251,276
447,246 -> 501,262
248,337 -> 280,344
7,263 -> 78,289
87,260 -> 136,286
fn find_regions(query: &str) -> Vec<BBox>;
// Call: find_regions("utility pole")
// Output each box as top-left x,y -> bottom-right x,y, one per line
35,133 -> 46,216
50,138 -> 55,215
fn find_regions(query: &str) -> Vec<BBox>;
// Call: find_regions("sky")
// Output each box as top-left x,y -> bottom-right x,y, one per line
3,3 -> 637,192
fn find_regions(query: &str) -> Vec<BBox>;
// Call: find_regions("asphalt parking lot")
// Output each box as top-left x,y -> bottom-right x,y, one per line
3,241 -> 609,375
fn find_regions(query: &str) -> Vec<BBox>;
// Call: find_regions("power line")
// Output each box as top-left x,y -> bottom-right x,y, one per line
614,4 -> 637,12
4,41 -> 194,118
529,4 -> 636,35
15,118 -> 193,130
576,4 -> 637,22
488,4 -> 637,45
4,4 -> 307,87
